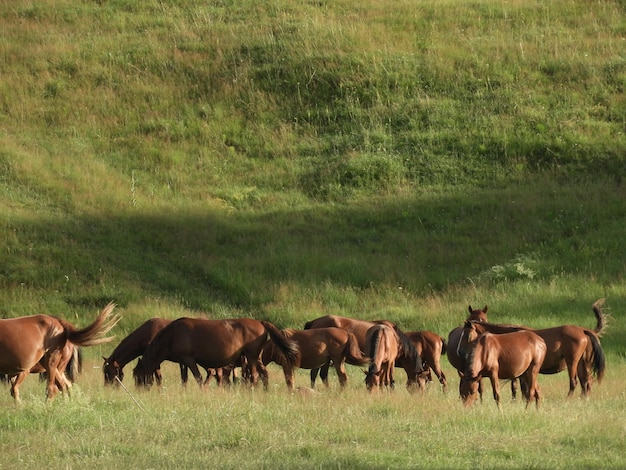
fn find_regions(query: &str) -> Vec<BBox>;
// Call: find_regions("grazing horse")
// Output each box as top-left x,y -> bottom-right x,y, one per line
397,331 -> 448,392
0,302 -> 120,402
103,318 -> 174,386
364,324 -> 402,391
262,327 -> 370,390
133,318 -> 298,389
460,321 -> 547,409
303,315 -> 426,389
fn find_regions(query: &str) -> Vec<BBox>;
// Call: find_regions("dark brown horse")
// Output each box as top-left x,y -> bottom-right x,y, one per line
0,302 -> 120,401
397,331 -> 448,392
133,318 -> 298,389
103,318 -> 174,386
262,327 -> 370,390
303,315 -> 425,389
448,300 -> 607,399
459,320 -> 546,409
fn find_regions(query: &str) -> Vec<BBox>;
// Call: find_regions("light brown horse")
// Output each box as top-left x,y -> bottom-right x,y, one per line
364,323 -> 402,391
262,327 -> 370,390
449,300 -> 607,399
133,318 -> 298,389
303,315 -> 426,389
459,320 -> 547,409
446,305 -> 492,397
0,302 -> 119,402
397,331 -> 448,392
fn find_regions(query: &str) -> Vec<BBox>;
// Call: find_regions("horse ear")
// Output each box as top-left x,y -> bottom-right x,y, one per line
468,305 -> 473,314
483,305 -> 488,313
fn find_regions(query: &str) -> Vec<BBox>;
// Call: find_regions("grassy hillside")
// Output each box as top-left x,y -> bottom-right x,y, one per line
0,0 -> 624,353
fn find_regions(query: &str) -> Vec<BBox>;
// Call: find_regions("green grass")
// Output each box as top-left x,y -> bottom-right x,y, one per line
0,360 -> 624,469
0,0 -> 625,467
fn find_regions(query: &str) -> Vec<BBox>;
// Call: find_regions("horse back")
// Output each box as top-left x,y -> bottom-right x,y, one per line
0,315 -> 66,374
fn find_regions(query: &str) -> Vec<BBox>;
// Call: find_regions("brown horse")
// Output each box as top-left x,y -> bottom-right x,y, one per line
467,319 -> 606,397
103,318 -> 174,386
0,302 -> 119,402
133,318 -> 298,389
446,305 -> 492,396
303,315 -> 426,389
262,327 -> 370,390
460,320 -> 547,409
450,299 -> 607,399
397,331 -> 448,392
364,324 -> 402,391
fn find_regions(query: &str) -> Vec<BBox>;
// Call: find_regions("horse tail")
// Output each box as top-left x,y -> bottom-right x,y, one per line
394,326 -> 424,375
366,327 -> 382,375
262,321 -> 299,365
440,337 -> 448,356
66,302 -> 121,347
584,331 -> 606,383
66,346 -> 82,383
344,333 -> 370,366
591,298 -> 608,336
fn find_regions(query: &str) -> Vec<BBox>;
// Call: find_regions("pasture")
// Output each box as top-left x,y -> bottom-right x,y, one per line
1,0 -> 625,467
0,353 -> 624,469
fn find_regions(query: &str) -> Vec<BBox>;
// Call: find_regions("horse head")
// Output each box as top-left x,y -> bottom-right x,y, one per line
364,365 -> 380,391
467,305 -> 488,322
102,356 -> 123,386
132,358 -> 154,388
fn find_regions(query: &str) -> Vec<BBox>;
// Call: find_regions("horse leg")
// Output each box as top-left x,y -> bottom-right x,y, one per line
566,363 -> 578,397
10,371 -> 28,403
155,368 -> 163,387
179,364 -> 189,387
511,378 -> 518,400
334,361 -> 348,388
282,364 -> 295,391
319,361 -> 330,388
310,368 -> 319,389
489,375 -> 502,410
180,360 -> 203,387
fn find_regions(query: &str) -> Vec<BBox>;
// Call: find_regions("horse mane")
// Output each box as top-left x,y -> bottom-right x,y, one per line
471,320 -> 527,334
394,326 -> 422,374
281,328 -> 296,337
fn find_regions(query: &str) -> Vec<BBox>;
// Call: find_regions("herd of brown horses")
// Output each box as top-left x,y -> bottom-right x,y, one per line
0,299 -> 607,409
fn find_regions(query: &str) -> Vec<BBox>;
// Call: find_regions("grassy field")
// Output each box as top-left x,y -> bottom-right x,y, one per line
1,0 -> 625,467
0,356 -> 624,469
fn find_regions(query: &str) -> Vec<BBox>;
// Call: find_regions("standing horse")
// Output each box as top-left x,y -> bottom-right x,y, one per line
0,302 -> 120,402
262,327 -> 370,390
447,305 -> 491,397
449,299 -> 607,399
397,331 -> 448,392
133,318 -> 298,389
460,321 -> 547,409
303,315 -> 426,389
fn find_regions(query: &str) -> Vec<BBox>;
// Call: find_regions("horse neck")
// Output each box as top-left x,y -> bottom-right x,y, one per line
464,340 -> 484,378
140,328 -> 170,372
108,328 -> 154,367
